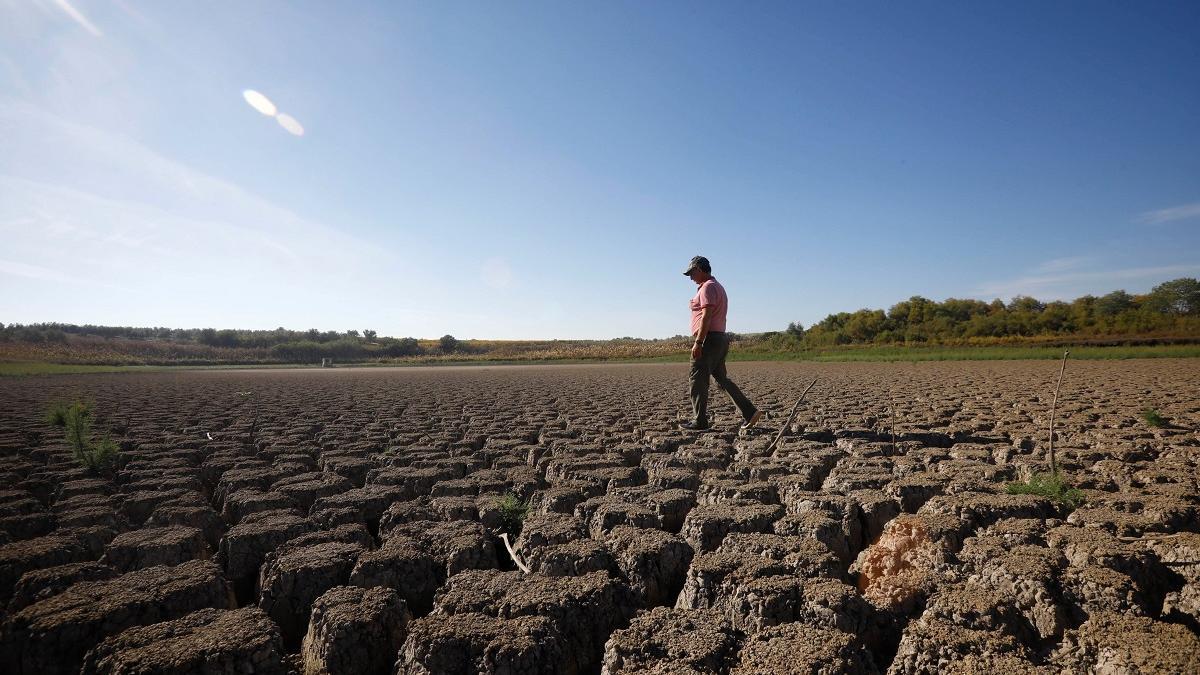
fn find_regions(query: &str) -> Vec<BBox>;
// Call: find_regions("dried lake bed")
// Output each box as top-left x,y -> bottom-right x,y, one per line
1,359 -> 1198,674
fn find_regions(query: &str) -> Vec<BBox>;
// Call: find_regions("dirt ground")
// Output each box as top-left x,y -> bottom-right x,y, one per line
1,359 -> 1197,674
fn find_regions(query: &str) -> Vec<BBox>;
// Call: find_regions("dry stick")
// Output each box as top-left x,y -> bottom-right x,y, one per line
890,391 -> 898,453
499,532 -> 530,574
767,379 -> 818,454
1048,350 -> 1069,475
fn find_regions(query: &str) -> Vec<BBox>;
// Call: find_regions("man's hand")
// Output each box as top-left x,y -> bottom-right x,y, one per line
691,341 -> 702,360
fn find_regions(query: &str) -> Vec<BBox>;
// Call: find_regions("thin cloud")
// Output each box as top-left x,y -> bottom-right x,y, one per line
0,103 -> 374,259
0,103 -> 394,327
0,258 -> 86,284
51,0 -> 103,37
1032,256 -> 1094,274
0,257 -> 132,291
1136,202 -> 1200,225
973,263 -> 1200,300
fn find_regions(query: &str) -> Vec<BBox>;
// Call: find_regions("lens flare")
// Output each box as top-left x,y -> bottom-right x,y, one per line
242,89 -> 277,116
275,113 -> 304,136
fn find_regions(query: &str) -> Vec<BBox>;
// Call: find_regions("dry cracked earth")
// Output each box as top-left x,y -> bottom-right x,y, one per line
0,359 -> 1198,674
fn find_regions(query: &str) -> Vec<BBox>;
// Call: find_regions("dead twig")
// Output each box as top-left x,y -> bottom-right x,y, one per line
767,379 -> 818,454
1048,350 -> 1069,475
890,390 -> 898,453
1117,532 -> 1185,542
499,532 -> 530,574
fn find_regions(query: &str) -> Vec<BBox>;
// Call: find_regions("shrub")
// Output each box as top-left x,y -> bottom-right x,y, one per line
1006,472 -> 1085,513
62,402 -> 93,458
1141,407 -> 1168,428
45,400 -> 77,427
45,399 -> 120,473
495,492 -> 529,538
382,337 -> 421,357
79,436 -> 121,472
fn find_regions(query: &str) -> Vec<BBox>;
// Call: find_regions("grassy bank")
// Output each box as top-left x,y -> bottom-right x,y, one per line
4,343 -> 1198,376
0,362 -> 167,376
729,343 -> 1200,362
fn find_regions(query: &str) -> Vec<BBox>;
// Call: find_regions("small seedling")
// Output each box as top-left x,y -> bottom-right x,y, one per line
45,400 -> 72,427
1006,472 -> 1086,513
79,435 -> 121,473
62,403 -> 93,458
1141,408 -> 1168,428
45,399 -> 120,474
495,492 -> 530,538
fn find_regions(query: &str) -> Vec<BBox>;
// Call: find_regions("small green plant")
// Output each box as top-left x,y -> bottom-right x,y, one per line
79,435 -> 121,473
45,400 -> 74,427
1006,472 -> 1086,513
58,401 -> 93,457
45,399 -> 119,473
495,492 -> 529,538
1141,407 -> 1168,428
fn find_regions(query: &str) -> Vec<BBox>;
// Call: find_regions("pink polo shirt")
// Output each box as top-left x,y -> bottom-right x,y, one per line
690,277 -> 728,335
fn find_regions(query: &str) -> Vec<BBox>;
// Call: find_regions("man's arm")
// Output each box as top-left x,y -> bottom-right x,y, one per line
692,306 -> 713,359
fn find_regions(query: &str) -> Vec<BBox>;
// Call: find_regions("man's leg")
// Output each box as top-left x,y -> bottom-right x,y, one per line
710,337 -> 757,422
689,355 -> 712,426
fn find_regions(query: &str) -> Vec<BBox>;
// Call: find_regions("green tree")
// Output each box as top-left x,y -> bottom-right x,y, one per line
1095,290 -> 1134,316
439,334 -> 459,353
1146,278 -> 1200,315
1007,296 -> 1045,313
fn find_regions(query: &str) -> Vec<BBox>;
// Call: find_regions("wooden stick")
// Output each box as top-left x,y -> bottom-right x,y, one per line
1048,350 -> 1069,475
767,379 -> 818,453
499,532 -> 530,574
889,390 -> 898,453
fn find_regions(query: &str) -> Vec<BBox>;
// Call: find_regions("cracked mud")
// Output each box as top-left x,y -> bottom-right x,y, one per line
0,359 -> 1197,674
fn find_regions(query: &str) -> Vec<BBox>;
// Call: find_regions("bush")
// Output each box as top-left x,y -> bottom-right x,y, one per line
495,492 -> 529,537
62,402 -> 93,457
79,436 -> 121,472
1141,407 -> 1168,428
45,399 -> 120,474
382,337 -> 421,357
44,400 -> 79,427
439,334 -> 459,353
1006,472 -> 1085,513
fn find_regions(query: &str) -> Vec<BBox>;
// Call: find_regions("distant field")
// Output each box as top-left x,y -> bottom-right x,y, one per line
4,343 -> 1198,376
0,362 -> 162,376
730,343 -> 1200,362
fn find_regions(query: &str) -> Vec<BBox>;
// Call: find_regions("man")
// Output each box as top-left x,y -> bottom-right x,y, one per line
680,255 -> 762,431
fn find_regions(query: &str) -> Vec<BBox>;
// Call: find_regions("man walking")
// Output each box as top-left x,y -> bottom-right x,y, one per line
680,255 -> 762,431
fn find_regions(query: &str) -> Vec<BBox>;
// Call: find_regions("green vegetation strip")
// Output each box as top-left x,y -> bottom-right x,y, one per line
728,344 -> 1200,362
4,343 -> 1199,376
0,362 -> 164,376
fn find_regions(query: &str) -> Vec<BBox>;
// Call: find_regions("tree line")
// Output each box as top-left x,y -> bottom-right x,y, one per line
3,278 -> 1197,359
0,323 -> 465,360
771,278 -> 1200,347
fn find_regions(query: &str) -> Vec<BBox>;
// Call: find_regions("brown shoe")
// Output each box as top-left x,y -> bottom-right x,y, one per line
740,410 -> 763,430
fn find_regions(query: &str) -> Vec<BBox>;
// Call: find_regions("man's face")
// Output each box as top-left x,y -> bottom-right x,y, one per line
687,268 -> 706,285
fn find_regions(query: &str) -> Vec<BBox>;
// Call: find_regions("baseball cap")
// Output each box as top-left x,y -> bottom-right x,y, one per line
683,255 -> 710,275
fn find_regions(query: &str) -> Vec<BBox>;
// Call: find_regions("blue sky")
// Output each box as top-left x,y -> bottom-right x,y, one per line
1,1 -> 1198,339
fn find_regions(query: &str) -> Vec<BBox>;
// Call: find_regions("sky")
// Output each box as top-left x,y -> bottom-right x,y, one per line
1,1 -> 1198,340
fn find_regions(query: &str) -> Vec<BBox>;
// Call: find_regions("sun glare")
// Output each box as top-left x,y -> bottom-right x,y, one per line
242,90 -> 305,137
242,89 -> 277,116
275,113 -> 305,136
